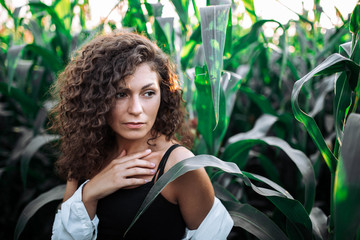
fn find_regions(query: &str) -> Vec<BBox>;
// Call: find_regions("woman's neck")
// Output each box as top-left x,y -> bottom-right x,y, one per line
115,134 -> 170,155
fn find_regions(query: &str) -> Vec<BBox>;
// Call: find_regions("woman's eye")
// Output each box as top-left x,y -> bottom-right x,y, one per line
115,92 -> 127,99
144,91 -> 156,97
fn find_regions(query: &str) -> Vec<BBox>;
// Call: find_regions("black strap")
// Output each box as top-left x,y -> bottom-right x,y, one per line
152,144 -> 181,182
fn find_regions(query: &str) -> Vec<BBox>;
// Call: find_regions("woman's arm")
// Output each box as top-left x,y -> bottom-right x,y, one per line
173,167 -> 215,229
166,147 -> 233,239
63,179 -> 78,201
52,180 -> 99,240
52,149 -> 157,239
82,149 -> 155,219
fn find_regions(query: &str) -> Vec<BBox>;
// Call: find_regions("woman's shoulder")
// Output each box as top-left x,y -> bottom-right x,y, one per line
164,144 -> 194,171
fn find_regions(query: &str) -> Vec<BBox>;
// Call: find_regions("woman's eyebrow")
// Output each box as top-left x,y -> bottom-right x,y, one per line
117,83 -> 155,91
141,83 -> 155,90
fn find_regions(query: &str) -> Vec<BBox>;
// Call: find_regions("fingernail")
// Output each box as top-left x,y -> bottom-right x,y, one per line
151,163 -> 155,167
150,169 -> 155,173
145,149 -> 151,153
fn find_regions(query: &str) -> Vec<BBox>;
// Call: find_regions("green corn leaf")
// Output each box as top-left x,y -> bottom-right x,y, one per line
243,171 -> 292,199
213,181 -> 240,203
78,1 -> 87,28
272,0 -> 312,25
334,72 -> 352,146
278,28 -> 288,89
154,17 -> 174,54
256,43 -> 271,85
192,0 -> 201,23
12,6 -> 23,32
33,105 -> 49,135
223,136 -> 315,213
316,55 -> 360,82
195,65 -> 215,153
335,7 -> 346,25
29,2 -> 70,39
239,87 -> 278,115
122,0 -> 148,36
244,185 -> 313,239
269,196 -> 313,239
200,4 -> 230,126
224,6 -> 232,59
25,44 -> 63,72
6,44 -> 62,91
224,113 -> 276,168
286,58 -> 301,80
308,76 -> 334,118
223,71 -> 242,118
14,59 -> 33,92
225,19 -> 285,70
240,19 -> 287,88
291,53 -> 360,173
9,129 -> 33,164
246,172 -> 313,239
20,134 -> 60,186
227,114 -> 278,144
6,45 -> 26,91
310,207 -> 328,240
316,26 -> 349,62
0,82 -> 38,115
225,201 -> 289,240
222,139 -> 256,169
25,19 -> 46,47
350,3 -> 360,36
145,2 -> 163,17
0,0 -> 12,18
334,113 -> 360,240
213,80 -> 230,154
14,184 -> 65,240
231,20 -> 267,52
210,0 -> 231,4
180,25 -> 201,70
241,0 -> 257,23
210,0 -> 232,59
30,66 -> 45,101
194,65 -> 228,155
170,0 -> 189,31
71,26 -> 104,56
256,153 -> 281,184
125,155 -> 293,236
54,0 -> 71,31
212,182 -> 239,203
349,37 -> 360,91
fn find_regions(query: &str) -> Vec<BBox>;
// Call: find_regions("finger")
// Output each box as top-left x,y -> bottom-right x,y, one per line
104,150 -> 127,171
122,159 -> 156,170
122,178 -> 151,188
123,167 -> 156,177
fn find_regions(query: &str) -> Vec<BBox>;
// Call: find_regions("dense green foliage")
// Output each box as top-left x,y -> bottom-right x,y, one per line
1,0 -> 360,239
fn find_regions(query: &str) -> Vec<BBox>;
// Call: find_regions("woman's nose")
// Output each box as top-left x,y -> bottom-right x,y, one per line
128,96 -> 142,115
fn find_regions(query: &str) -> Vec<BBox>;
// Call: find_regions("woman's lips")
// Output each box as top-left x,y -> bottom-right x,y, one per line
123,122 -> 145,129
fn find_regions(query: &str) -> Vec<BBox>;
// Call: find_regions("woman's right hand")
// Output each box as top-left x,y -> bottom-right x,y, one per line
81,149 -> 155,218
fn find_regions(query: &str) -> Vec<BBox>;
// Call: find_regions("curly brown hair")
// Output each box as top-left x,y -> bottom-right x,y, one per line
49,32 -> 193,180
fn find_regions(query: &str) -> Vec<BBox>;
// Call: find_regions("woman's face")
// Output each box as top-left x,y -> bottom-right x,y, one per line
107,63 -> 161,143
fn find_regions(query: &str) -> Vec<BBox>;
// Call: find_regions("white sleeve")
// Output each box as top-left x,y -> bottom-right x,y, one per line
182,197 -> 233,240
51,181 -> 99,240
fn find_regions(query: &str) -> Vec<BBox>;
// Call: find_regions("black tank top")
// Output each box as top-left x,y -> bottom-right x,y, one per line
96,145 -> 186,240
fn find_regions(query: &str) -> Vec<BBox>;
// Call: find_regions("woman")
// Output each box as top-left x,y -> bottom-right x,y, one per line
50,32 -> 233,239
